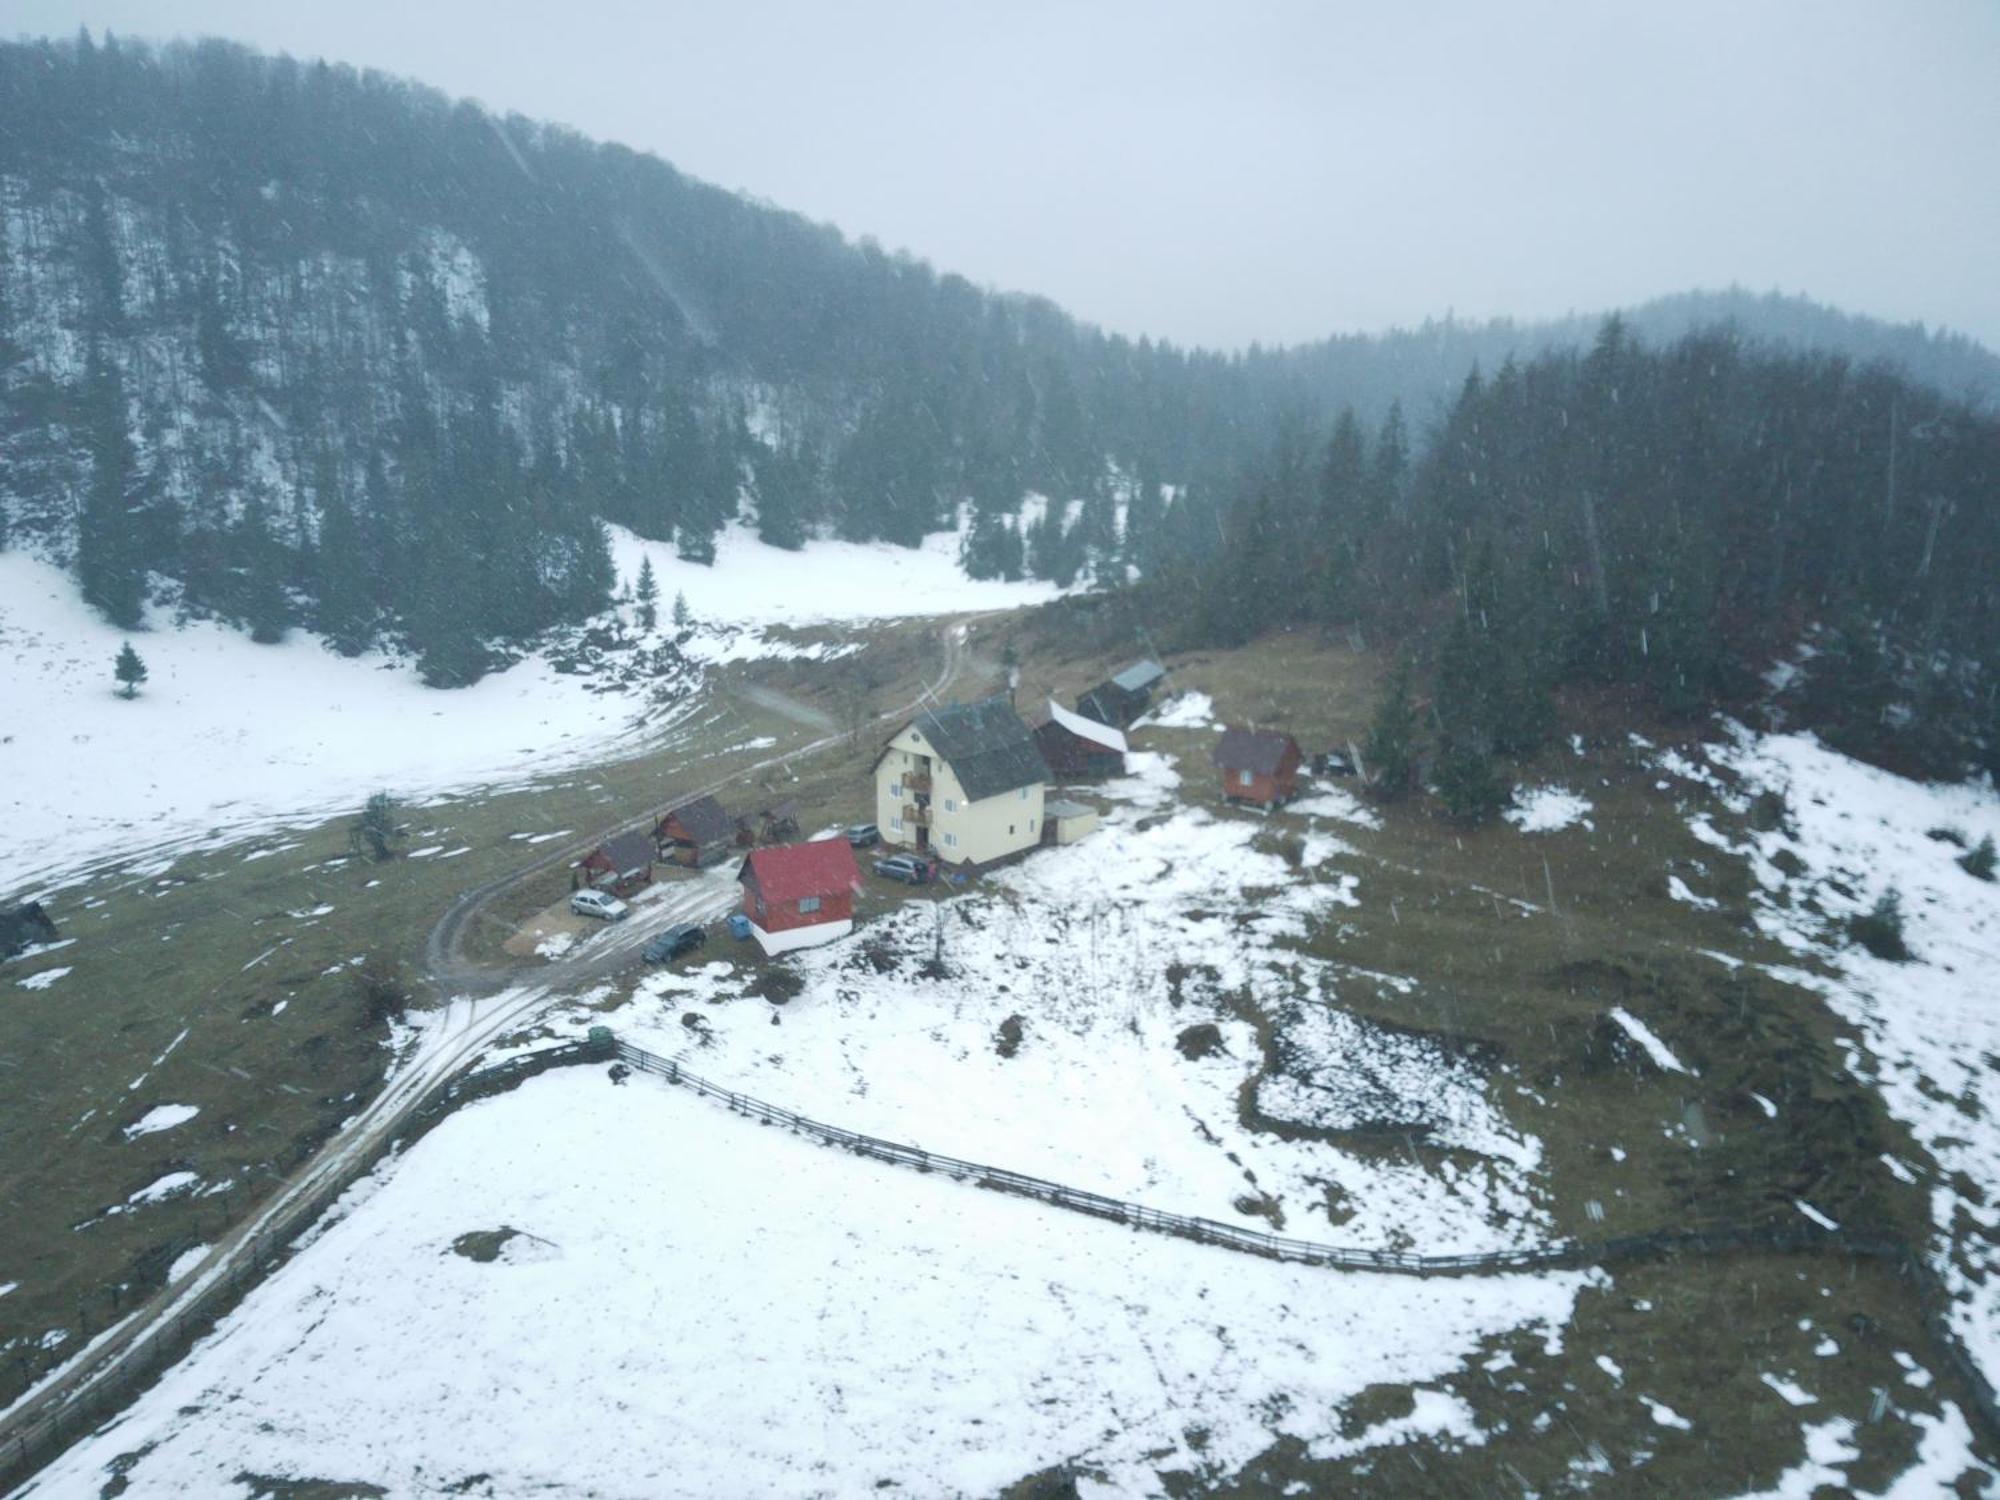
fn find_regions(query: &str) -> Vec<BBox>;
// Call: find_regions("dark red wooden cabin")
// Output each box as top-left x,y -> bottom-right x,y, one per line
1213,728 -> 1302,808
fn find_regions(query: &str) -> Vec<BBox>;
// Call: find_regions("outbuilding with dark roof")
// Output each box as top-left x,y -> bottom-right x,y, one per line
655,794 -> 736,867
1077,658 -> 1166,729
1213,728 -> 1303,808
576,829 -> 656,896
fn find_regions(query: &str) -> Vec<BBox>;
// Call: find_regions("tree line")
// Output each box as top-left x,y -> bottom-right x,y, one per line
1138,320 -> 2000,811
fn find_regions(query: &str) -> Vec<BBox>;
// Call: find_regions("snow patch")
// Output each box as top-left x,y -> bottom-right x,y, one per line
1504,786 -> 1594,833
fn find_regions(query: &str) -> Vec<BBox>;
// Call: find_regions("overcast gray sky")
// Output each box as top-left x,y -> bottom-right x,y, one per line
12,1 -> 2000,352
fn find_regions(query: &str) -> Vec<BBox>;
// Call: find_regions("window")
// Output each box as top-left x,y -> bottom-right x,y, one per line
1029,819 -> 1037,832
1239,768 -> 1253,787
799,896 -> 822,915
944,833 -> 958,848
890,816 -> 903,833
944,797 -> 957,812
890,780 -> 902,800
1019,786 -> 1029,800
1008,825 -> 1014,836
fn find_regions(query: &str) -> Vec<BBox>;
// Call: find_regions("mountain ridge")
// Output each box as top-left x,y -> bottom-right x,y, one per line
2,30 -> 1996,681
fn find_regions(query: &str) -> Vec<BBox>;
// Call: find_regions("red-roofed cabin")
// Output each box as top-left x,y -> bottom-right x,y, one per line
1213,728 -> 1302,808
737,840 -> 862,955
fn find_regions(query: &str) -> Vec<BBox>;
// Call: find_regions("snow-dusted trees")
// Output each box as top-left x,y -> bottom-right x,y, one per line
113,640 -> 147,698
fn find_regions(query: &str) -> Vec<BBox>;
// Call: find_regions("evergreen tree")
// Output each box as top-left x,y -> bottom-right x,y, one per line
1362,660 -> 1418,802
635,555 -> 659,630
1960,835 -> 1996,883
113,640 -> 147,698
1433,726 -> 1506,825
1431,613 -> 1508,824
349,792 -> 404,862
313,481 -> 376,655
76,345 -> 147,628
671,590 -> 692,631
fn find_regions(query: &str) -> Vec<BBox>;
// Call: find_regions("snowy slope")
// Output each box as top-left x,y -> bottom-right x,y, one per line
0,528 -> 1057,899
535,751 -> 1549,1254
605,520 -> 1063,626
1688,729 -> 2000,1393
24,1068 -> 1585,1498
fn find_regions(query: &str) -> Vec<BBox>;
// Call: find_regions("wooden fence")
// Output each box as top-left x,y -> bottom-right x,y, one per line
611,1037 -> 2000,1444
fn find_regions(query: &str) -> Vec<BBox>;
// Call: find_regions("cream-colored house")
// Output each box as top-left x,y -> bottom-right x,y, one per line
875,697 -> 1047,866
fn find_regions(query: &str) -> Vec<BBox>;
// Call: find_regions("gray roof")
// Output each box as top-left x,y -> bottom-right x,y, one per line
1213,728 -> 1299,776
912,697 -> 1046,801
1109,659 -> 1166,694
594,830 -> 656,874
1044,798 -> 1095,819
662,794 -> 734,845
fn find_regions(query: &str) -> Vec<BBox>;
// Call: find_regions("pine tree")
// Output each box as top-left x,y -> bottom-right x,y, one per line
635,555 -> 659,630
671,590 -> 692,632
349,792 -> 404,862
1960,835 -> 1997,883
1362,660 -> 1418,802
314,482 -> 376,655
76,345 -> 147,629
1434,726 -> 1506,825
113,640 -> 147,698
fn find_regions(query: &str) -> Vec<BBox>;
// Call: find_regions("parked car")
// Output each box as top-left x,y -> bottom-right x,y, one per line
642,923 -> 706,962
570,889 -> 629,921
845,823 -> 881,848
873,853 -> 934,885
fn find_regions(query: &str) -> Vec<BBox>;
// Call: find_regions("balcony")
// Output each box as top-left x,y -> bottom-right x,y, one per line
902,803 -> 931,828
903,769 -> 933,795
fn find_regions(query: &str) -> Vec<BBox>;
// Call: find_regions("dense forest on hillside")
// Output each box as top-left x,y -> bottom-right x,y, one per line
1,32 -> 1997,689
1139,320 -> 2000,808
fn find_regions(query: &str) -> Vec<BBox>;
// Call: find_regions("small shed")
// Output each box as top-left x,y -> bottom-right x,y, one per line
1033,698 -> 1128,781
576,830 -> 656,896
0,901 -> 59,960
1076,659 -> 1166,729
1214,728 -> 1303,808
757,799 -> 801,845
738,840 -> 862,956
655,795 -> 736,867
1042,798 -> 1101,846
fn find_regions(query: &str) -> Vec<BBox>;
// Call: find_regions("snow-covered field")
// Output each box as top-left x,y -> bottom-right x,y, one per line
1683,728 -> 2000,1392
606,521 -> 1062,627
542,751 -> 1549,1255
25,1067 -> 1585,1499
0,526 -> 1058,899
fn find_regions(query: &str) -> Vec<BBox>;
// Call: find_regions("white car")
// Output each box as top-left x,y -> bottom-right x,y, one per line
569,889 -> 629,921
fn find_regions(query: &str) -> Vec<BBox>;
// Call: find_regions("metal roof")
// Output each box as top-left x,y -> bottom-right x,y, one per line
1044,798 -> 1095,819
588,830 -> 656,875
660,794 -> 733,844
1109,659 -> 1166,693
1212,728 -> 1300,776
739,840 -> 861,903
910,697 -> 1046,801
1044,698 -> 1128,754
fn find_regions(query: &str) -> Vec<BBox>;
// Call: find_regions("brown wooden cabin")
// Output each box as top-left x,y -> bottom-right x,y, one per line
1213,728 -> 1302,808
575,830 -> 656,896
655,794 -> 736,867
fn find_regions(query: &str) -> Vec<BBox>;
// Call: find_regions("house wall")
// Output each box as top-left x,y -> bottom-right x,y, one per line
1219,757 -> 1300,807
875,724 -> 1044,864
739,883 -> 855,934
1053,808 -> 1100,844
